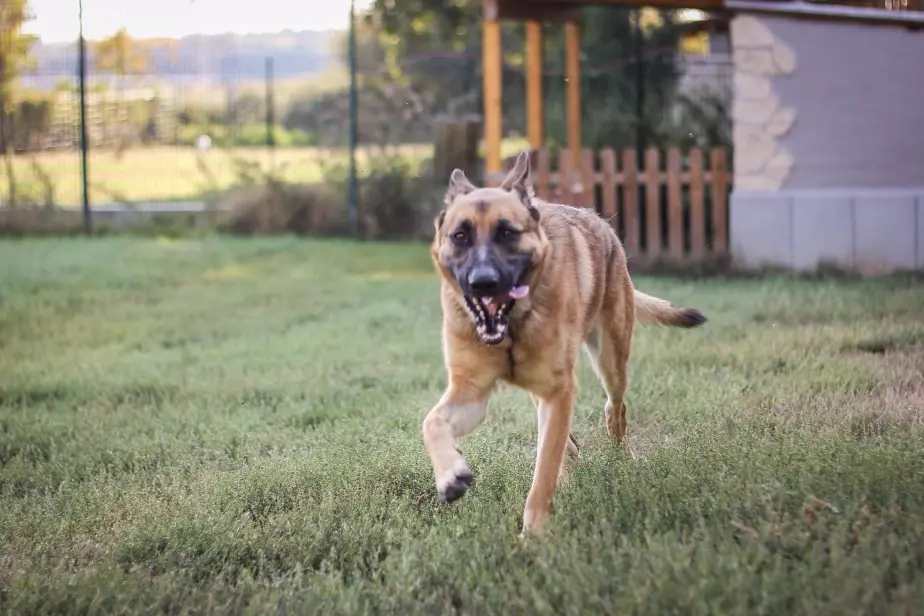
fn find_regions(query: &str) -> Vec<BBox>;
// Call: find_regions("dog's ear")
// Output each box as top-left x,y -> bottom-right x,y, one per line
501,151 -> 539,221
444,168 -> 476,206
500,150 -> 531,191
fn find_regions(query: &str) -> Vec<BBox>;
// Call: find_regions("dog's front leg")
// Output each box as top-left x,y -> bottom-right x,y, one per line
422,386 -> 490,504
521,381 -> 576,537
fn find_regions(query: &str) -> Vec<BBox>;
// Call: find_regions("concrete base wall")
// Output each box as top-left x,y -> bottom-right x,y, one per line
730,189 -> 924,272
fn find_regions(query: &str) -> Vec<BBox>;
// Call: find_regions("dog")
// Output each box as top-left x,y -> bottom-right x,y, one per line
423,151 -> 707,537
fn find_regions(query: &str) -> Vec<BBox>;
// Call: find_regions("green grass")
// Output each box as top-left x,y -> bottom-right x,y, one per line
7,138 -> 531,207
6,145 -> 432,207
1,236 -> 924,614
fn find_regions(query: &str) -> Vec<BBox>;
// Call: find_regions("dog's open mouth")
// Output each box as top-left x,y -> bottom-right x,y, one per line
463,285 -> 530,345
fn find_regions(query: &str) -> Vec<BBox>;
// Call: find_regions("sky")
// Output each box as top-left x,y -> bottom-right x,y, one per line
23,0 -> 375,43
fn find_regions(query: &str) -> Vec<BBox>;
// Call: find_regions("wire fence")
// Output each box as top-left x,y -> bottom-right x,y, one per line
3,3 -> 734,245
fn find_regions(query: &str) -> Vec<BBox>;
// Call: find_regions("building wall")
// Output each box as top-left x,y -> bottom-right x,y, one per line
728,11 -> 924,272
773,17 -> 924,189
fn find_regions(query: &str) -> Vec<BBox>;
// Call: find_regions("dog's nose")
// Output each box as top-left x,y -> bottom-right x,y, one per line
468,266 -> 500,296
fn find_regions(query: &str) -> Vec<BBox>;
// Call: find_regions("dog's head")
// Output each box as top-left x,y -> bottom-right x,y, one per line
431,151 -> 549,346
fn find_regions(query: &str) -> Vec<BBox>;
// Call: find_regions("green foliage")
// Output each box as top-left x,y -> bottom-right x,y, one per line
176,123 -> 316,148
1,238 -> 924,612
0,0 -> 35,115
228,92 -> 265,126
341,1 -> 729,150
284,78 -> 435,148
177,102 -> 227,128
215,180 -> 349,237
8,92 -> 53,152
91,27 -> 155,76
319,153 -> 436,238
0,0 -> 37,204
215,152 -> 436,239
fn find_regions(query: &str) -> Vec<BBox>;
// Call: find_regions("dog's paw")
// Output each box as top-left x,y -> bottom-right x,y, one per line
437,462 -> 474,504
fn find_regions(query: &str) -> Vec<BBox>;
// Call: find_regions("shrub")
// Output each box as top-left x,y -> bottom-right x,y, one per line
0,206 -> 85,237
176,123 -> 316,148
214,180 -> 349,237
211,149 -> 439,240
9,94 -> 54,153
319,154 -> 440,240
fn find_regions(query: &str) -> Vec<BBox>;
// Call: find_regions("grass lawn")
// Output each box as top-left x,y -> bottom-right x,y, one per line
6,139 -> 531,208
1,236 -> 923,614
6,146 -> 429,207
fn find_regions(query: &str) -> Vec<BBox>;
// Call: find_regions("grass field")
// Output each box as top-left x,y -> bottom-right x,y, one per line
1,236 -> 924,614
6,139 -> 530,208
6,146 -> 424,207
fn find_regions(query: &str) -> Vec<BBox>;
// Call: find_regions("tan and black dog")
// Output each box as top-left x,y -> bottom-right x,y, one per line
423,151 -> 706,537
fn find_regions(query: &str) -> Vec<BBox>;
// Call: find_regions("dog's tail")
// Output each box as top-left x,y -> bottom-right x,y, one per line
633,289 -> 707,328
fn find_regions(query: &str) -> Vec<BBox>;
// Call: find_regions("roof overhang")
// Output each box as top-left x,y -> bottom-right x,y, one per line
485,0 -> 727,21
485,0 -> 924,24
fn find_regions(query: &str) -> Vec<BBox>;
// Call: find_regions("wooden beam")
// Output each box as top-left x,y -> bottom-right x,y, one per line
526,21 -> 544,150
496,0 -> 581,22
564,20 -> 581,171
496,0 -> 725,14
483,10 -> 503,175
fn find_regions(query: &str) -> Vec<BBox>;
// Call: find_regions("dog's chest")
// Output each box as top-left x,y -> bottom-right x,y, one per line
501,340 -> 568,394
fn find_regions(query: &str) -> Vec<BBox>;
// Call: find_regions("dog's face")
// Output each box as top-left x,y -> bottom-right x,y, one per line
432,152 -> 548,346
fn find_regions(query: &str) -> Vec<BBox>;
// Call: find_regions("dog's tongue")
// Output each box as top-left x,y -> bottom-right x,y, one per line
508,285 -> 530,300
481,286 -> 530,314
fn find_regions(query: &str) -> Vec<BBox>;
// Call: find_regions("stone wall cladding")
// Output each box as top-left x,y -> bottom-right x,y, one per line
730,15 -> 797,192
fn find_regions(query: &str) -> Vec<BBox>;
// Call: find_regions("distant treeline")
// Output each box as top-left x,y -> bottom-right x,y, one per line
24,30 -> 336,83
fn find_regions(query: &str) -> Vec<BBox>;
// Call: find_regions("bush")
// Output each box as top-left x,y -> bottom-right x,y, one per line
233,124 -> 316,148
319,154 -> 439,240
9,94 -> 54,153
283,82 -> 435,148
213,153 -> 440,241
0,206 -> 85,237
215,180 -> 349,237
175,123 -> 316,148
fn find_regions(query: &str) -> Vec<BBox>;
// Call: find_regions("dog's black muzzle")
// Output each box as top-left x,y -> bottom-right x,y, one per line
450,248 -> 532,345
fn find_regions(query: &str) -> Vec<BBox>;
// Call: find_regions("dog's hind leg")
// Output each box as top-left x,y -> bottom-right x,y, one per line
584,317 -> 633,454
423,384 -> 492,504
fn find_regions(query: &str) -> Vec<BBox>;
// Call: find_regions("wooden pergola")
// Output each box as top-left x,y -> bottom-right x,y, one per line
481,0 -> 726,178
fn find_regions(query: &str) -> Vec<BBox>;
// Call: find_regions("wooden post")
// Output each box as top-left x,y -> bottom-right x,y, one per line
483,1 -> 503,177
710,148 -> 728,254
689,148 -> 705,259
535,148 -> 551,201
558,147 -> 574,205
666,147 -> 683,259
645,148 -> 661,256
564,20 -> 581,174
526,21 -> 544,150
579,148 -> 594,209
600,148 -> 617,225
433,117 -> 481,184
621,148 -> 640,255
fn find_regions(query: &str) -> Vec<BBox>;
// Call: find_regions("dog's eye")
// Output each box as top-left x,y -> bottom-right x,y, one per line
451,230 -> 469,244
497,226 -> 521,240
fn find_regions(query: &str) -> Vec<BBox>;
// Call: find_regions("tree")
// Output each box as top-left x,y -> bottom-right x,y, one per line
359,1 -> 698,149
92,28 -> 153,157
0,0 -> 36,205
93,27 -> 152,77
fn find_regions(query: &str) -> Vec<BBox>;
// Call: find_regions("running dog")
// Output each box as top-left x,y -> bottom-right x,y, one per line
423,151 -> 707,536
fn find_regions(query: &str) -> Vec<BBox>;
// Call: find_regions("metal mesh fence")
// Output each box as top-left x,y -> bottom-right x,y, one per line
4,1 -> 732,240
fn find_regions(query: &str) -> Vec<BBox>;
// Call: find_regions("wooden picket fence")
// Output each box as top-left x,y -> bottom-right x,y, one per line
496,147 -> 734,261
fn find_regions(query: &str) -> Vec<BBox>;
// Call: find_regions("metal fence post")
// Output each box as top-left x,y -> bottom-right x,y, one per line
78,0 -> 91,233
347,0 -> 359,237
265,57 -> 275,173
